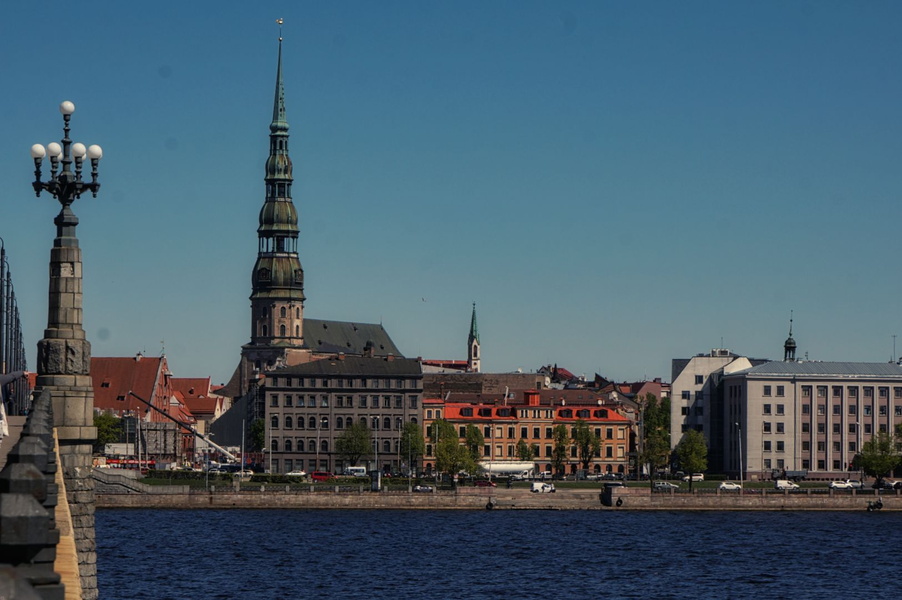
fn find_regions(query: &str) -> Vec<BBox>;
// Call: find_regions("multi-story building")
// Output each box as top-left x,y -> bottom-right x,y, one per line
264,354 -> 423,475
723,360 -> 902,480
423,389 -> 632,476
670,348 -> 769,472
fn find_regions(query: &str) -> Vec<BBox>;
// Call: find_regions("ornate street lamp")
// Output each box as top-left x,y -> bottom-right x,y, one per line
29,100 -> 103,598
31,100 -> 103,207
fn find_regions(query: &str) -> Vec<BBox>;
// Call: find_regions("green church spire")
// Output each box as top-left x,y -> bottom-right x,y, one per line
469,302 -> 479,344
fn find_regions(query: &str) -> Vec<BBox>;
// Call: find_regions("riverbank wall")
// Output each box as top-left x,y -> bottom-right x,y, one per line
95,485 -> 902,511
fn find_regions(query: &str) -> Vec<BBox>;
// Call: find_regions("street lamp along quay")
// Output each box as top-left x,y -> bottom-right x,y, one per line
31,100 -> 103,207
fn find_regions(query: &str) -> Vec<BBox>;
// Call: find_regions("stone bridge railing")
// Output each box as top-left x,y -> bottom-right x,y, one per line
0,390 -> 67,599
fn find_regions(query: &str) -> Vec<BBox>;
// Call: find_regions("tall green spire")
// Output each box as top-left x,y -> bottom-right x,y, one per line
469,302 -> 479,344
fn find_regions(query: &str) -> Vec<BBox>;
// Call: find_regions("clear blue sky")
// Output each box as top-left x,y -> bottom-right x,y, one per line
2,2 -> 902,385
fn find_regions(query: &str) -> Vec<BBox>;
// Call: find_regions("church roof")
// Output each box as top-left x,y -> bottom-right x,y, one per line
303,318 -> 403,357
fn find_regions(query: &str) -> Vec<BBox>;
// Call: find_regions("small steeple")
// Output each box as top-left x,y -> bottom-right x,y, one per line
784,310 -> 797,362
467,302 -> 481,372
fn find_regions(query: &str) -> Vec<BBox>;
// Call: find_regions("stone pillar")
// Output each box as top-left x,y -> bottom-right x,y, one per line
36,206 -> 97,600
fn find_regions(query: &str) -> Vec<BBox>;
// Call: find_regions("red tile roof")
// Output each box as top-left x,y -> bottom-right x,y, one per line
92,355 -> 167,416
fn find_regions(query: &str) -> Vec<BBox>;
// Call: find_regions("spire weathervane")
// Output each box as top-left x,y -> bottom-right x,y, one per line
277,17 -> 284,41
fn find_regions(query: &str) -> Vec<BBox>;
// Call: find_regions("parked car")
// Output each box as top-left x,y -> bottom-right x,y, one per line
682,473 -> 705,482
474,479 -> 497,487
286,470 -> 307,477
413,485 -> 433,493
828,479 -> 863,490
775,479 -> 800,490
653,481 -> 679,491
718,481 -> 742,491
310,471 -> 333,482
872,480 -> 895,490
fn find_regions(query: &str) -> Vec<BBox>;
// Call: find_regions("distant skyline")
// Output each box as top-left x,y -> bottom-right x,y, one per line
2,2 -> 902,385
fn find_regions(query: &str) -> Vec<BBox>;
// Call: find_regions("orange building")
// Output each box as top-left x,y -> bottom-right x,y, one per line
423,389 -> 632,476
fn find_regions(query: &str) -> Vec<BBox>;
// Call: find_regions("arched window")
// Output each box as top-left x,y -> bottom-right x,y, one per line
295,325 -> 300,336
296,308 -> 300,318
285,416 -> 293,429
271,415 -> 279,429
297,417 -> 305,430
298,440 -> 305,452
410,417 -> 418,424
336,417 -> 344,429
271,439 -> 279,452
284,439 -> 292,452
383,416 -> 391,430
279,325 -> 286,337
308,416 -> 316,429
262,325 -> 268,337
360,417 -> 367,426
321,417 -> 329,429
321,440 -> 328,452
383,440 -> 391,453
280,307 -> 286,318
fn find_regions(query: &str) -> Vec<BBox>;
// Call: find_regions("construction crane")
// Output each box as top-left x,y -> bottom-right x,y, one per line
127,391 -> 238,463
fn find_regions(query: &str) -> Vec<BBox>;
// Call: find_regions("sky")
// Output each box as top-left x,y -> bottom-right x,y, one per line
2,1 -> 902,386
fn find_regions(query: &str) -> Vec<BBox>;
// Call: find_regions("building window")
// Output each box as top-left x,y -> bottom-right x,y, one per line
879,387 -> 889,399
865,424 -> 872,434
776,404 -> 784,415
545,445 -> 552,457
271,440 -> 278,452
849,442 -> 857,452
764,441 -> 772,451
817,423 -> 825,434
763,385 -> 772,397
763,422 -> 771,433
271,415 -> 279,429
817,441 -> 825,452
764,459 -> 772,469
833,405 -> 841,416
895,405 -> 902,417
848,405 -> 857,415
802,441 -> 810,451
817,405 -> 826,416
879,405 -> 887,416
284,416 -> 293,429
864,387 -> 873,398
864,406 -> 872,416
817,386 -> 826,398
895,387 -> 902,399
681,407 -> 689,415
359,396 -> 367,408
802,404 -> 810,415
336,417 -> 344,429
270,395 -> 278,407
776,386 -> 784,397
695,375 -> 703,385
776,423 -> 784,434
763,404 -> 772,415
801,386 -> 811,397
681,390 -> 690,400
802,423 -> 810,433
776,441 -> 784,452
848,387 -> 858,398
848,424 -> 856,434
832,423 -> 840,434
409,396 -> 419,409
284,439 -> 292,452
833,441 -> 841,452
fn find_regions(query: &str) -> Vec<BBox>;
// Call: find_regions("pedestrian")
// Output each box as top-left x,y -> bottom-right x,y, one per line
0,371 -> 27,445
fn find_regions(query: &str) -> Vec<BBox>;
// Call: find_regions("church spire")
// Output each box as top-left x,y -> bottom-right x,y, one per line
783,310 -> 797,362
467,302 -> 481,372
242,23 -> 306,390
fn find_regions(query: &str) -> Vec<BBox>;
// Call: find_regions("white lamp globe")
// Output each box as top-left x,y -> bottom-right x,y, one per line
87,144 -> 103,160
47,142 -> 62,157
71,142 -> 87,159
31,144 -> 46,159
59,101 -> 75,115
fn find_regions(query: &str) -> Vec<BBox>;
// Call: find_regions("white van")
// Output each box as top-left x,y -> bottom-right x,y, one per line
775,479 -> 800,490
344,466 -> 368,477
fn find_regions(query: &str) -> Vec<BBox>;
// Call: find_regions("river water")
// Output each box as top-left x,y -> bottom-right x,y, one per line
96,509 -> 897,599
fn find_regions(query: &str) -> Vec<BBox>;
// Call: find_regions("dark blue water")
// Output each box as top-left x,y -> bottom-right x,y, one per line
97,509 -> 899,599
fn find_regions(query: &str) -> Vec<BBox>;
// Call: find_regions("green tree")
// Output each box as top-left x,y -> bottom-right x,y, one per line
857,432 -> 902,483
516,438 -> 535,461
676,429 -> 708,491
431,419 -> 475,476
249,418 -> 266,452
640,394 -> 672,483
336,421 -> 371,466
551,424 -> 570,476
464,424 -> 484,464
400,421 -> 425,475
93,412 -> 122,454
572,419 -> 601,470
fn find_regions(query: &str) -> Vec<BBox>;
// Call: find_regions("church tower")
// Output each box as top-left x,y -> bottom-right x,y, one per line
467,302 -> 481,372
783,311 -> 797,362
241,34 -> 306,392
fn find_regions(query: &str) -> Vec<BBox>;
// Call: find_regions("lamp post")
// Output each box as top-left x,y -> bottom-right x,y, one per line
316,416 -> 327,472
31,100 -> 103,597
735,421 -> 743,487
